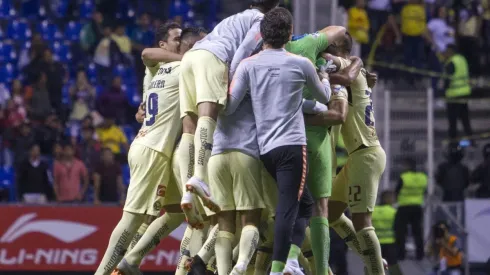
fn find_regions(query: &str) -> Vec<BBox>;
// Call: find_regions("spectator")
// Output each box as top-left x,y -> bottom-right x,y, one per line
395,157 -> 426,260
80,11 -> 105,54
93,148 -> 124,204
427,222 -> 463,275
96,76 -> 129,122
435,144 -> 470,202
94,25 -> 119,86
52,142 -> 64,162
41,48 -> 66,118
17,143 -> 53,203
483,0 -> 490,67
70,115 -> 99,145
96,118 -> 129,160
69,70 -> 96,122
53,143 -> 89,203
26,72 -> 52,121
76,125 -> 101,175
36,113 -> 67,156
9,121 -> 37,167
17,33 -> 46,70
0,83 -> 10,108
111,23 -> 132,55
400,0 -> 428,73
440,44 -> 473,140
347,0 -> 370,58
458,2 -> 482,76
130,13 -> 155,52
0,99 -> 25,129
470,143 -> 490,198
11,80 -> 27,119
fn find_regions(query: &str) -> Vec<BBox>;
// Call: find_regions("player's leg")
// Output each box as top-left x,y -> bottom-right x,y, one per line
381,244 -> 403,275
231,153 -> 263,275
126,215 -> 155,253
306,134 -> 333,275
349,147 -> 387,275
95,144 -> 158,275
261,145 -> 312,275
188,216 -> 219,275
184,50 -> 228,212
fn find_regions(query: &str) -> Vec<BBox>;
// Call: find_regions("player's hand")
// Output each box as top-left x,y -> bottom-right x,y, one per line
318,70 -> 329,81
349,56 -> 363,67
366,71 -> 378,88
135,102 -> 146,123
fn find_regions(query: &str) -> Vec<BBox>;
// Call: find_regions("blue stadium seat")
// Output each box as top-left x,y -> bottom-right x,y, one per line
0,63 -> 16,83
62,82 -> 72,104
113,64 -> 128,78
122,125 -> 135,141
52,41 -> 71,62
37,20 -> 62,41
122,164 -> 130,185
86,63 -> 97,83
0,42 -> 17,63
0,166 -> 15,201
64,21 -> 82,41
7,19 -> 31,41
79,0 -> 95,19
54,0 -> 69,18
0,0 -> 13,18
95,85 -> 104,97
125,86 -> 141,107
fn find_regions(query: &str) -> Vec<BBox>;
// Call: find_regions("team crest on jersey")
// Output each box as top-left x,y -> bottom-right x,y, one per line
153,201 -> 163,211
156,185 -> 166,197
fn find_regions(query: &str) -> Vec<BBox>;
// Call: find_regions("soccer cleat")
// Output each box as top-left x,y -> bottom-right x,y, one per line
185,176 -> 221,213
382,258 -> 388,270
229,262 -> 246,275
181,192 -> 205,229
283,261 -> 304,275
111,258 -> 142,275
187,255 -> 207,275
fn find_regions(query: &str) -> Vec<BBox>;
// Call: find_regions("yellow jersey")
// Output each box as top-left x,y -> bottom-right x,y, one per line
330,58 -> 380,154
132,61 -> 182,158
97,125 -> 128,154
401,4 -> 426,36
347,7 -> 370,44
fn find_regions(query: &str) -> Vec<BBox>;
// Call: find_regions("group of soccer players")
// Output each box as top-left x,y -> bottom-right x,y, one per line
93,1 -> 388,275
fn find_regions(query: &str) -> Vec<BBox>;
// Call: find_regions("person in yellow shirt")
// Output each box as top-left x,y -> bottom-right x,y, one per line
96,118 -> 129,159
348,0 -> 370,57
111,24 -> 132,54
400,0 -> 428,76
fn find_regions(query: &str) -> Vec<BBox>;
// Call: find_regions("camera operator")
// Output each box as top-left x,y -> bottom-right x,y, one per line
427,221 -> 463,275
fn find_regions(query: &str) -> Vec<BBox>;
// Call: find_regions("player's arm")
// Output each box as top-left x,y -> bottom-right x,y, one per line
141,48 -> 182,67
329,56 -> 362,86
229,22 -> 262,79
302,58 -> 331,104
317,26 -> 346,48
225,62 -> 249,115
304,98 -> 348,126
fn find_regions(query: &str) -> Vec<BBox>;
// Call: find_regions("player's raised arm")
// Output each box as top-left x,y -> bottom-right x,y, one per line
329,56 -> 362,86
225,62 -> 250,115
229,22 -> 263,79
304,85 -> 348,126
318,26 -> 346,46
141,48 -> 182,67
302,58 -> 331,104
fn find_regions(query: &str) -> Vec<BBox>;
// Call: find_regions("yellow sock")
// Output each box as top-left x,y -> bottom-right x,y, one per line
176,133 -> 195,185
95,211 -> 145,275
237,225 -> 260,267
126,223 -> 149,255
189,227 -> 206,256
197,224 -> 219,262
215,231 -> 234,275
126,213 -> 185,266
193,116 -> 216,180
356,227 -> 385,275
330,214 -> 363,255
176,226 -> 194,275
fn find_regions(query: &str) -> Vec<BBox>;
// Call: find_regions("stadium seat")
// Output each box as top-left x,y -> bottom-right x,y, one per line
0,63 -> 16,83
79,0 -> 95,19
52,41 -> 71,62
64,21 -> 82,41
86,63 -> 97,83
0,0 -> 13,18
122,164 -> 130,185
122,125 -> 135,141
7,19 -> 31,41
0,166 -> 15,201
113,64 -> 128,78
37,20 -> 62,41
0,42 -> 17,63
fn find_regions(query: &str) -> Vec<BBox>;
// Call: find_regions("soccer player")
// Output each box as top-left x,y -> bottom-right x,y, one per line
305,33 -> 387,275
95,22 -> 186,275
226,7 -> 330,275
177,0 -> 280,227
283,26 -> 347,275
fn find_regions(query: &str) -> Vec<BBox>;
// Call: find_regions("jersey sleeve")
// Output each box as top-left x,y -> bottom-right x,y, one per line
225,61 -> 249,115
330,84 -> 348,102
229,22 -> 262,80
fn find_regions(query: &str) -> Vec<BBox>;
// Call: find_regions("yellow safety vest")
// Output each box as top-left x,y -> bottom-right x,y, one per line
398,172 -> 427,206
445,54 -> 471,98
372,205 -> 397,244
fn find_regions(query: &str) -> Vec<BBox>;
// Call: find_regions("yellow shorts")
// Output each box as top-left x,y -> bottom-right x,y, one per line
261,164 -> 277,218
125,144 -> 171,216
331,146 -> 386,213
179,50 -> 229,118
208,151 -> 265,211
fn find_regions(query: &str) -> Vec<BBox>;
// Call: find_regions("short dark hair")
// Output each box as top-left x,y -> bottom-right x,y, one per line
260,7 -> 293,49
251,0 -> 280,12
181,27 -> 204,41
343,32 -> 353,54
156,22 -> 181,43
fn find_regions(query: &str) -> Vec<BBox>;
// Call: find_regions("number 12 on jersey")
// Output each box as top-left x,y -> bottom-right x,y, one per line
145,93 -> 159,126
364,90 -> 374,127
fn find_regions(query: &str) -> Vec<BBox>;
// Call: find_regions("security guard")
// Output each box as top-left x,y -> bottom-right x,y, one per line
395,157 -> 427,260
372,191 -> 403,275
441,44 -> 473,140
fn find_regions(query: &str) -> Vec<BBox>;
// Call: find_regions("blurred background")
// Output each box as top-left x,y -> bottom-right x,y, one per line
0,0 -> 489,275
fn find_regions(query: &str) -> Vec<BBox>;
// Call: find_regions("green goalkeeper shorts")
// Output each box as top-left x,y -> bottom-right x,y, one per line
306,126 -> 332,200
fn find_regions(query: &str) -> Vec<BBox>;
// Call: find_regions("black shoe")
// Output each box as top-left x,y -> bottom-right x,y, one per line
188,255 -> 207,275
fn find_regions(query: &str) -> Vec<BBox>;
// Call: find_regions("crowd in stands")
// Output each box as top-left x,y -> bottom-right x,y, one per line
343,0 -> 490,81
0,0 -> 220,203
